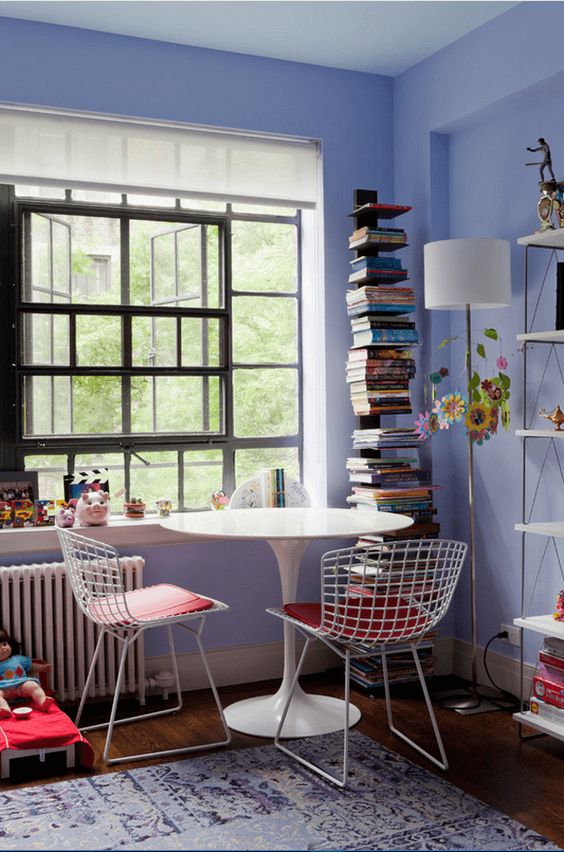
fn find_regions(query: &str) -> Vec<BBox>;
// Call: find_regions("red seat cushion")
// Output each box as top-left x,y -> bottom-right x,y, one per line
283,596 -> 427,641
89,584 -> 214,625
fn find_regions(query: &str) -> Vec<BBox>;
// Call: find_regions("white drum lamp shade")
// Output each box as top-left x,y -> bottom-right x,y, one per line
424,239 -> 511,310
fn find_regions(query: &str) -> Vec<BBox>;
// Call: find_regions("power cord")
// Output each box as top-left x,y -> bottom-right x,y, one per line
480,630 -> 520,709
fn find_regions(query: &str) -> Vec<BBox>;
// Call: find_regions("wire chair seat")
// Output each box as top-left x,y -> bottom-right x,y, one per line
269,538 -> 467,786
57,526 -> 231,765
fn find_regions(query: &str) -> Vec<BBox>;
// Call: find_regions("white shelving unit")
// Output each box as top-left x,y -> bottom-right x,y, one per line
514,230 -> 564,742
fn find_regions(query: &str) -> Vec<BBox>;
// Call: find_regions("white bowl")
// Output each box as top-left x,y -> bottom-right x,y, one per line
12,706 -> 32,720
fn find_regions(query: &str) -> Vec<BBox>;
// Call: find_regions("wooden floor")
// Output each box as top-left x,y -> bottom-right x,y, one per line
3,671 -> 563,846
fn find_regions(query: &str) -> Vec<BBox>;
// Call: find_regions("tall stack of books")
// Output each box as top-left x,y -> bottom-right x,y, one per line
344,191 -> 440,693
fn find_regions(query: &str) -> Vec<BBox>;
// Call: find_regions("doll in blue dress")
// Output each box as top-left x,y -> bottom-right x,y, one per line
0,628 -> 54,719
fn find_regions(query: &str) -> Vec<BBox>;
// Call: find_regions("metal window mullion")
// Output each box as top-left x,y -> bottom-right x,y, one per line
201,224 -> 210,431
295,210 -> 304,478
223,219 -> 233,444
121,219 -> 131,435
178,449 -> 185,511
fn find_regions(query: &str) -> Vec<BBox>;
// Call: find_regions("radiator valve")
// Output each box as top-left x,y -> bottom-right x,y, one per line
145,669 -> 176,700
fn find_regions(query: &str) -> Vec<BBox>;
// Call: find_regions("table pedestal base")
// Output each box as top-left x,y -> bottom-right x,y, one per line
224,688 -> 361,738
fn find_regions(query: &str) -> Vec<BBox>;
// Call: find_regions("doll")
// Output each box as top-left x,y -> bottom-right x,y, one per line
0,628 -> 54,719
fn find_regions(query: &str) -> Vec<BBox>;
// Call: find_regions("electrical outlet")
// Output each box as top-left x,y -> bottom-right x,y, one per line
501,623 -> 521,646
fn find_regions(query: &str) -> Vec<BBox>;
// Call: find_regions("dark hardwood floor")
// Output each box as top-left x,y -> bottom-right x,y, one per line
3,671 -> 563,846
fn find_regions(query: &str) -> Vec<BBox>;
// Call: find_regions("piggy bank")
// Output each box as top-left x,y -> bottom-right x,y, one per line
55,507 -> 75,528
76,491 -> 110,527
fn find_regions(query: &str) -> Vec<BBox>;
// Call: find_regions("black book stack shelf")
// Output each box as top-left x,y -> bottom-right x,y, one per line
345,188 -> 439,691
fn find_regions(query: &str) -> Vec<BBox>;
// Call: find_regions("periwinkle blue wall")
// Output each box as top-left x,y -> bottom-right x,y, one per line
0,17 -> 394,654
394,1 -> 564,661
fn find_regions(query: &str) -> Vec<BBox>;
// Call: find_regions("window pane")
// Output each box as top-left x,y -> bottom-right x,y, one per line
130,220 -> 221,309
180,197 -> 226,212
232,221 -> 297,292
129,451 -> 178,509
23,376 -> 121,436
22,314 -> 69,365
235,447 -> 299,487
181,317 -> 222,367
234,368 -> 298,437
75,453 -> 125,505
76,315 -> 122,366
24,454 -> 67,500
127,194 -> 176,208
71,189 -> 122,205
233,296 -> 297,364
130,376 -> 223,434
132,317 -> 177,367
25,213 -> 120,305
232,203 -> 296,216
184,449 -> 223,510
15,185 -> 66,199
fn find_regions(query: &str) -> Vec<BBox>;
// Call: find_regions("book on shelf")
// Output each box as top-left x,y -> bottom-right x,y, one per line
346,456 -> 417,469
350,226 -> 406,240
348,268 -> 409,284
349,236 -> 408,252
350,317 -> 416,330
352,328 -> 419,347
349,470 -> 431,484
349,381 -> 412,393
347,347 -> 415,362
348,202 -> 412,219
350,256 -> 403,271
347,372 -> 416,384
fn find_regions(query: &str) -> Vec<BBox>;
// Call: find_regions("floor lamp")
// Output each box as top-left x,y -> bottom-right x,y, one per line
424,238 -> 512,712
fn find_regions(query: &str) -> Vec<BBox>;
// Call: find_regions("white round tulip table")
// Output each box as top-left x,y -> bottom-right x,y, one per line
161,507 -> 413,738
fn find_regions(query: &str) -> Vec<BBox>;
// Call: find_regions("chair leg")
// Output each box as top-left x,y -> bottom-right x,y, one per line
94,622 -> 229,766
382,644 -> 448,771
274,639 -> 350,788
75,628 -> 106,728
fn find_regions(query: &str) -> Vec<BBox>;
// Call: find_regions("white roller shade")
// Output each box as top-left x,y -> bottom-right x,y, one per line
0,104 -> 320,208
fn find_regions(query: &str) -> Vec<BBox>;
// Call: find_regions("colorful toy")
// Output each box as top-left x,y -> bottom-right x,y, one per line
34,499 -> 56,527
75,490 -> 110,527
156,497 -> 172,518
123,498 -> 146,519
0,502 -> 12,528
11,500 -> 34,528
55,506 -> 75,528
554,588 -> 564,622
0,629 -> 55,719
211,490 -> 229,511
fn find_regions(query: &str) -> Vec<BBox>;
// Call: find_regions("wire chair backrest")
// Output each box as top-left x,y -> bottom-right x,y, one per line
57,527 -> 135,627
320,539 -> 467,647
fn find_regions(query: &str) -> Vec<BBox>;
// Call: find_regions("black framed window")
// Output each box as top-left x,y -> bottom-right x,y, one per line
0,186 -> 302,509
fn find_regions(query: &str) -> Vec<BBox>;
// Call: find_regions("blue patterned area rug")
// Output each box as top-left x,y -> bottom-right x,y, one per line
0,730 -> 558,851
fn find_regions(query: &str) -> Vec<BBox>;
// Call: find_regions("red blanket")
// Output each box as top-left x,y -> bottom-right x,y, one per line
0,704 -> 94,767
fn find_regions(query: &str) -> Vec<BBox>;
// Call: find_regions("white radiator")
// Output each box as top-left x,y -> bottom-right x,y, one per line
0,559 -> 146,703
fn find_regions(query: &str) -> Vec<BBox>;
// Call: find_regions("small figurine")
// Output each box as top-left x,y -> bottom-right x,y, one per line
155,497 -> 172,518
123,497 -> 146,519
554,589 -> 564,622
75,490 -> 110,526
55,506 -> 76,528
527,138 -> 556,182
539,405 -> 564,431
211,490 -> 229,511
0,628 -> 54,719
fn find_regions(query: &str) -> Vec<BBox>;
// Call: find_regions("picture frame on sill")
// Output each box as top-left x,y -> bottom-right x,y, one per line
0,471 -> 39,503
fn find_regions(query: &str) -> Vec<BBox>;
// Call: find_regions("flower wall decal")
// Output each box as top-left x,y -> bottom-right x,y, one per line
415,327 -> 512,445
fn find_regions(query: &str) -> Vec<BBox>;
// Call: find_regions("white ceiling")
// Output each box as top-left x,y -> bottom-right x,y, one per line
0,0 -> 518,76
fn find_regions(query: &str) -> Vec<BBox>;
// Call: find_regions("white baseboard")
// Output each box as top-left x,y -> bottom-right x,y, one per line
145,639 -> 336,693
145,636 -> 532,699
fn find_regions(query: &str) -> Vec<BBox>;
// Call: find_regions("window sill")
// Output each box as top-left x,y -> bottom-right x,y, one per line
0,514 -> 206,558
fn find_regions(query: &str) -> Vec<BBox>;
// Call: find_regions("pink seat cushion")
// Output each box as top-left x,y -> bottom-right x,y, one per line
283,597 -> 427,641
89,584 -> 214,624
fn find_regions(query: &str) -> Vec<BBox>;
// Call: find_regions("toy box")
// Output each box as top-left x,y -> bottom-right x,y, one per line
532,659 -> 564,709
34,499 -> 56,526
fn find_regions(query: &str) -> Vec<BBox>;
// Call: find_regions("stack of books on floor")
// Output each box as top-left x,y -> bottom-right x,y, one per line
346,285 -> 416,317
349,635 -> 436,691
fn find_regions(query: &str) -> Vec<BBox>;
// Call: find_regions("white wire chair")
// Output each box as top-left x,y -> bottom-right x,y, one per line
268,538 -> 467,787
57,527 -> 231,765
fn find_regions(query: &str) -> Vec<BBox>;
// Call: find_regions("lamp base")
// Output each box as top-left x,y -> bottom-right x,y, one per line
438,691 -> 481,711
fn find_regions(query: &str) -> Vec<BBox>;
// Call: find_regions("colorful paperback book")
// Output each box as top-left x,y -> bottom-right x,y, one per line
350,256 -> 402,271
352,328 -> 419,347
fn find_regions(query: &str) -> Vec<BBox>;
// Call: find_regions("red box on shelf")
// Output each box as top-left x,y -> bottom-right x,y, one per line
532,661 -> 564,709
